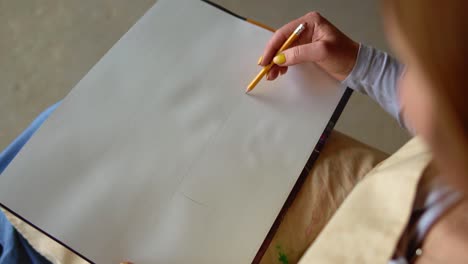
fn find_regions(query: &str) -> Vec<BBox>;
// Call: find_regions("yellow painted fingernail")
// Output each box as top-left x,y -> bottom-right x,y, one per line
257,56 -> 263,65
273,53 -> 286,65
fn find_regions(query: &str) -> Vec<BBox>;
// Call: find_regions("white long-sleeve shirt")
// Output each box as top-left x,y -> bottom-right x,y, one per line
343,44 -> 406,128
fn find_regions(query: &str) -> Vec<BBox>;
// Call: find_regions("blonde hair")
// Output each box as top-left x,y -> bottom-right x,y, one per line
385,0 -> 468,185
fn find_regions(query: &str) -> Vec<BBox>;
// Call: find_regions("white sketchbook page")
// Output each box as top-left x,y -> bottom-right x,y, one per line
0,0 -> 346,263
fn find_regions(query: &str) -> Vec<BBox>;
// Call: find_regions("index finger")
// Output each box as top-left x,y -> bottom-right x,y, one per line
260,17 -> 305,66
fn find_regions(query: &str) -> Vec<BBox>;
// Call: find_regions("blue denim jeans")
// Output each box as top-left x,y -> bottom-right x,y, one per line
0,102 -> 60,264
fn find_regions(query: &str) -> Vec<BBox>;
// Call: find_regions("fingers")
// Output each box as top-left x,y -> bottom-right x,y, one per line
272,41 -> 328,66
266,65 -> 288,81
279,66 -> 288,76
260,12 -> 322,66
267,66 -> 280,80
260,18 -> 305,66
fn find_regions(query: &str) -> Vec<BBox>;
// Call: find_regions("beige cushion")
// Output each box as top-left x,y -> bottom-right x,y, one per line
298,136 -> 430,264
260,131 -> 388,264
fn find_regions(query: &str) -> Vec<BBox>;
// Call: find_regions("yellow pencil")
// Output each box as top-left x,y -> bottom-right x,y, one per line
246,23 -> 307,93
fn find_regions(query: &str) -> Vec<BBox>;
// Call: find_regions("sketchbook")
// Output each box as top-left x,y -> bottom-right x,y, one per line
0,0 -> 350,263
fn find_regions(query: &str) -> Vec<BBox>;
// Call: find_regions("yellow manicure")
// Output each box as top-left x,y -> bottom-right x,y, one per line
257,56 -> 263,65
273,53 -> 286,65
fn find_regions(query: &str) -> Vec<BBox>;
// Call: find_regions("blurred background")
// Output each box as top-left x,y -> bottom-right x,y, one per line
0,0 -> 410,153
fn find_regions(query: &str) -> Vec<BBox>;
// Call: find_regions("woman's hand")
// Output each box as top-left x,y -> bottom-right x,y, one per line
260,12 -> 359,82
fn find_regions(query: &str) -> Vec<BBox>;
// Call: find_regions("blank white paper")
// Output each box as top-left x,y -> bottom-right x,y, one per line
0,0 -> 346,263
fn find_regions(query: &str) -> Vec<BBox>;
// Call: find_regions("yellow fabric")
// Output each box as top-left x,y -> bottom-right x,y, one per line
259,131 -> 388,264
298,137 -> 430,263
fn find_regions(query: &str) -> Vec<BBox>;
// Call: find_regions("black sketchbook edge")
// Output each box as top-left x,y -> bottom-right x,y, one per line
0,1 -> 353,263
200,1 -> 353,261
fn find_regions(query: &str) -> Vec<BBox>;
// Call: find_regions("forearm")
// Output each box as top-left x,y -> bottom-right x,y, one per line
342,44 -> 407,129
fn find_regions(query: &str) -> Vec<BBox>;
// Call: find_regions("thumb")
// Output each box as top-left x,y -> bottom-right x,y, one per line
273,42 -> 327,66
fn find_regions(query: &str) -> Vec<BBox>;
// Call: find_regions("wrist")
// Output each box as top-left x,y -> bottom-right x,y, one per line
341,43 -> 374,86
337,41 -> 360,81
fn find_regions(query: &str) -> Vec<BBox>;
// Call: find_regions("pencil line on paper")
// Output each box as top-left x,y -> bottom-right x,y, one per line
182,192 -> 209,208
